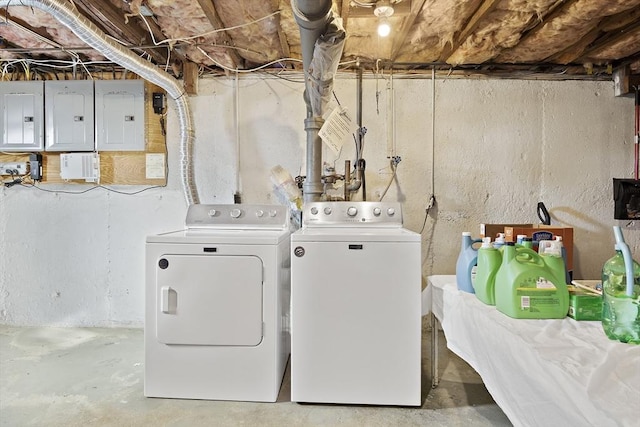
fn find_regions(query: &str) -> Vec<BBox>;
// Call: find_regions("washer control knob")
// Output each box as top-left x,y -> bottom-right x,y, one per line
324,207 -> 332,215
269,209 -> 277,217
387,207 -> 396,216
256,209 -> 264,218
207,209 -> 217,217
310,207 -> 319,215
347,206 -> 358,217
230,208 -> 242,218
373,207 -> 382,216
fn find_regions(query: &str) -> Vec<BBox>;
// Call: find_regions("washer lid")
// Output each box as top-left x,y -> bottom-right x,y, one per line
147,228 -> 291,245
292,227 -> 420,242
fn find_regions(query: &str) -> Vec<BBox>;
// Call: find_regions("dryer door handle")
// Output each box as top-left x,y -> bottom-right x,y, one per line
161,286 -> 176,314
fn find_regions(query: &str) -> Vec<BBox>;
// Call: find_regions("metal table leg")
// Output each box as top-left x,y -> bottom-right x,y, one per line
431,312 -> 440,388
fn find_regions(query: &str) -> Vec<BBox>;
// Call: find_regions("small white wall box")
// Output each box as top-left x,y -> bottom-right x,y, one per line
60,153 -> 100,182
0,81 -> 45,152
95,80 -> 145,151
45,80 -> 95,152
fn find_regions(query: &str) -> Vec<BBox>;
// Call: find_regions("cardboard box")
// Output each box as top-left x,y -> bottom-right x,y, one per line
567,285 -> 602,321
480,224 -> 533,239
504,225 -> 574,271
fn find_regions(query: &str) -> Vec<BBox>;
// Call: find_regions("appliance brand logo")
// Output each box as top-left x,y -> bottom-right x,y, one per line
294,246 -> 305,257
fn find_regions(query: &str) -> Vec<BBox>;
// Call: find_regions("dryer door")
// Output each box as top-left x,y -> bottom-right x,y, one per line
155,254 -> 263,346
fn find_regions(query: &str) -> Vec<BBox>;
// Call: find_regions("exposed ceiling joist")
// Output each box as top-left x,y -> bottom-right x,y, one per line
391,0 -> 427,61
71,0 -> 168,65
195,0 -> 244,70
580,20 -> 640,62
340,0 -> 351,31
5,13 -> 64,50
441,0 -> 501,63
271,0 -> 292,66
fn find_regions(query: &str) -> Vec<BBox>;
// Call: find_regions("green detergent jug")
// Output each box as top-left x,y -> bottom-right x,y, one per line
474,237 -> 501,305
495,242 -> 569,319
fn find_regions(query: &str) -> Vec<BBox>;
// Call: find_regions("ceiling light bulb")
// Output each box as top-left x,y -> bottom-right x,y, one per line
378,18 -> 391,37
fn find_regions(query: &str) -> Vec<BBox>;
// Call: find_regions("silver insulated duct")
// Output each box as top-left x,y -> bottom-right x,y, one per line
0,0 -> 200,205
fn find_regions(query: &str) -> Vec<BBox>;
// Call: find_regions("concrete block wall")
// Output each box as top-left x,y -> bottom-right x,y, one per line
0,74 -> 636,326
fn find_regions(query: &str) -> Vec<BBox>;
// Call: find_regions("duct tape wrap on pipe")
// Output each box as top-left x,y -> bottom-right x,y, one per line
0,0 -> 200,205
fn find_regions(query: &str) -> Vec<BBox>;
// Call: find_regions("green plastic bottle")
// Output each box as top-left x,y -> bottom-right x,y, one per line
495,242 -> 569,319
474,237 -> 501,305
601,239 -> 640,344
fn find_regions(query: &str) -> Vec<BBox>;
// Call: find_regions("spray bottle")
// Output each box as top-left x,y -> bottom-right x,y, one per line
601,226 -> 640,344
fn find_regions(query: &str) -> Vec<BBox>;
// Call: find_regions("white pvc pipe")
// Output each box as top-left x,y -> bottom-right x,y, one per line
0,0 -> 200,205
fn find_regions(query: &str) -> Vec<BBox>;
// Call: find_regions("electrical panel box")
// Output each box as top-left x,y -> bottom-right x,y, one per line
0,81 -> 45,152
95,80 -> 145,151
45,80 -> 95,152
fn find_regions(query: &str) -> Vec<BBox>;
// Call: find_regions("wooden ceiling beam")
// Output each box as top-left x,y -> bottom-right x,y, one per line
4,13 -> 64,50
340,0 -> 351,31
72,0 -> 169,65
549,7 -> 640,64
515,0 -> 580,44
578,20 -> 640,63
196,0 -> 244,70
271,0 -> 293,67
440,0 -> 501,62
391,0 -> 428,61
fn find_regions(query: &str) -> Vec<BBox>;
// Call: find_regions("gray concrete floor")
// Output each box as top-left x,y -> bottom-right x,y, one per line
0,323 -> 512,427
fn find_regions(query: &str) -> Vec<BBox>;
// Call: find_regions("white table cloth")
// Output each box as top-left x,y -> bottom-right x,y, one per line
423,275 -> 640,427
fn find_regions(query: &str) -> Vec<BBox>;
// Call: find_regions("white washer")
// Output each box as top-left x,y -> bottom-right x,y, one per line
145,204 -> 291,402
290,201 -> 421,406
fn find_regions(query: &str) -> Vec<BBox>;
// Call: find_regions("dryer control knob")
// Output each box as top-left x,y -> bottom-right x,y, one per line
230,208 -> 242,218
324,207 -> 332,215
387,207 -> 396,216
373,207 -> 382,216
347,206 -> 358,217
256,209 -> 264,218
310,207 -> 319,215
208,209 -> 217,217
269,210 -> 277,217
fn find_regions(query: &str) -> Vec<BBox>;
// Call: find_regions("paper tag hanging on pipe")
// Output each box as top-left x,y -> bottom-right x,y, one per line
319,106 -> 357,155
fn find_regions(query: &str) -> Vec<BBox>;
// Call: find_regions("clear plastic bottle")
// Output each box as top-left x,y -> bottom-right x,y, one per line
602,248 -> 640,344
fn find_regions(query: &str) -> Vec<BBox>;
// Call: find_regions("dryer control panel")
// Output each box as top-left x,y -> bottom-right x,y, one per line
303,202 -> 403,227
186,204 -> 290,230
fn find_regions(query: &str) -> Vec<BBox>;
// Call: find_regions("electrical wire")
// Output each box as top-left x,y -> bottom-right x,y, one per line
378,159 -> 398,201
141,10 -> 282,47
17,181 -> 165,195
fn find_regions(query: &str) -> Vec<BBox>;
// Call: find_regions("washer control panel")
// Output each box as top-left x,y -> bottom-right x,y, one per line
303,202 -> 403,227
186,204 -> 289,229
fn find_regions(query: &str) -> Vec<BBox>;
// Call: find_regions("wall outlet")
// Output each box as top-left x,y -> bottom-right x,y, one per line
0,162 -> 28,175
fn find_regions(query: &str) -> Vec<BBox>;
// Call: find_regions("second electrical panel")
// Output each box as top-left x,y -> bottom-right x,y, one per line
95,80 -> 145,151
45,80 -> 95,152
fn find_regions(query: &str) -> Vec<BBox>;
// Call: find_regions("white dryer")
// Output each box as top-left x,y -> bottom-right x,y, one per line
290,201 -> 421,406
145,204 -> 291,402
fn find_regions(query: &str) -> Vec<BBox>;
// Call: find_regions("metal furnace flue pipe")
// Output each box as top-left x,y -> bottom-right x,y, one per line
292,0 -> 332,202
0,0 -> 200,206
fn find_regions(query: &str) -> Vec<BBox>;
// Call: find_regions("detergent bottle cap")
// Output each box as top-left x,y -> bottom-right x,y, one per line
462,231 -> 471,236
554,236 -> 563,242
481,237 -> 492,248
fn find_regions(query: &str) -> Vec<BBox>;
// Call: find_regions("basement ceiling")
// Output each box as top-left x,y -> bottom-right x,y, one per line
1,0 -> 640,80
